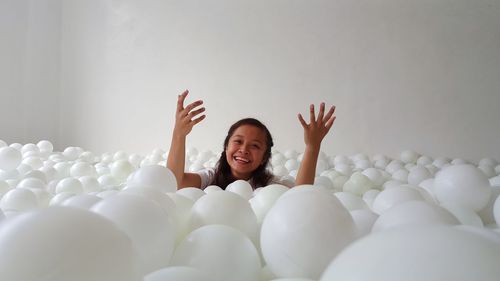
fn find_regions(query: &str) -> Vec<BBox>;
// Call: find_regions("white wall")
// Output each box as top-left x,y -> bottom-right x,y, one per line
0,0 -> 60,146
4,0 -> 500,161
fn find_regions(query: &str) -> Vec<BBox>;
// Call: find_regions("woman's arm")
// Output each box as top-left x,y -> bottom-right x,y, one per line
166,90 -> 206,188
295,102 -> 336,185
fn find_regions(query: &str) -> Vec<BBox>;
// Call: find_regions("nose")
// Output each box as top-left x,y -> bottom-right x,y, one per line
239,145 -> 249,154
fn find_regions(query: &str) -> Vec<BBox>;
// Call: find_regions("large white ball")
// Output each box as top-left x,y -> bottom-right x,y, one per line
226,180 -> 254,200
36,140 -> 53,153
261,186 -> 356,279
189,190 -> 258,244
91,193 -> 175,275
0,147 -> 22,171
111,160 -> 134,181
176,187 -> 206,202
371,200 -> 459,232
434,164 -> 492,211
249,184 -> 289,223
144,266 -> 211,281
350,209 -> 379,237
371,186 -> 425,214
343,172 -> 375,196
494,194 -> 500,226
171,225 -> 261,281
70,162 -> 96,177
127,165 -> 177,192
0,206 -> 141,281
320,226 -> 500,281
0,188 -> 38,212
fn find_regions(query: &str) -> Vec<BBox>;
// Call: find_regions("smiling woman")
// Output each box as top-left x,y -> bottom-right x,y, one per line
166,90 -> 336,190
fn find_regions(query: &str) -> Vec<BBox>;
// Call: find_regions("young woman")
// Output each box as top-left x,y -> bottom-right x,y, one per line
167,90 -> 336,189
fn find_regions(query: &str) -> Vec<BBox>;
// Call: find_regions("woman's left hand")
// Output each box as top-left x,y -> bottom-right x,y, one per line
298,102 -> 336,149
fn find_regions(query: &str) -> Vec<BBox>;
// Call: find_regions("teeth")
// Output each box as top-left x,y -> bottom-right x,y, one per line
235,156 -> 250,163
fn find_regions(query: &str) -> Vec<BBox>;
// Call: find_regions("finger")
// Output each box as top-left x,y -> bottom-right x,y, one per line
192,114 -> 206,125
323,105 -> 336,123
325,116 -> 336,131
177,90 -> 189,112
188,107 -> 206,119
183,100 -> 204,115
309,104 -> 316,124
317,102 -> 325,123
298,113 -> 308,128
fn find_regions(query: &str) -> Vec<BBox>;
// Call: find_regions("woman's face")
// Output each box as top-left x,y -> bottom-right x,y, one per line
225,125 -> 267,180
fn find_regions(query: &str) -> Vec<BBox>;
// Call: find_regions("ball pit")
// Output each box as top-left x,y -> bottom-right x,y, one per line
0,141 -> 499,280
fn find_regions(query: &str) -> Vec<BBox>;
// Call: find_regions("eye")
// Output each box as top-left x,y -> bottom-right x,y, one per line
234,140 -> 242,144
252,144 -> 260,149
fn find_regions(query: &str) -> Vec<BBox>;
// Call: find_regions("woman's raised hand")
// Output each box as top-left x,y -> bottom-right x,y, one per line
298,102 -> 336,149
174,90 -> 206,137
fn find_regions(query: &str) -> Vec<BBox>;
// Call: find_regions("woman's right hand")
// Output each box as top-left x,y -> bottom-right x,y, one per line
174,90 -> 206,137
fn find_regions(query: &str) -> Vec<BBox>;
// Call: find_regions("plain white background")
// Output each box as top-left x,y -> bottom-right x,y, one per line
1,0 -> 499,161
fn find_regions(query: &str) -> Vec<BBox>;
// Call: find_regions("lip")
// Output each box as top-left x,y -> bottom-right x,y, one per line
233,156 -> 251,164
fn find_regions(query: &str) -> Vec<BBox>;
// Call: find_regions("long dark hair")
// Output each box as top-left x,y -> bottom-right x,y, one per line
210,118 -> 274,189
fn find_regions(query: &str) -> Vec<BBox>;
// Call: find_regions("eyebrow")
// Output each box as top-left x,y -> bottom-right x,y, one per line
232,135 -> 264,144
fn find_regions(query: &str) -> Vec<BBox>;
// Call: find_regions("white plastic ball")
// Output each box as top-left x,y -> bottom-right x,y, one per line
16,177 -> 46,189
36,140 -> 53,153
261,186 -> 356,279
314,176 -> 334,190
0,181 -> 10,196
361,168 -> 385,187
334,163 -> 352,176
171,225 -> 261,281
61,194 -> 102,209
127,165 -> 177,192
70,162 -> 96,177
371,201 -> 459,232
91,193 -> 175,275
144,266 -> 211,281
494,194 -> 500,226
407,165 -> 431,185
226,180 -> 254,200
400,150 -> 419,164
49,192 -> 75,206
350,209 -> 379,237
434,164 -> 492,211
79,151 -> 96,162
479,164 -> 496,178
343,172 -> 375,196
479,158 -> 499,167
98,174 -> 119,188
63,146 -> 82,161
440,202 -> 484,227
391,168 -> 409,182
0,188 -> 38,211
23,170 -> 47,182
108,160 -> 133,180
176,187 -> 206,202
0,206 -> 141,281
189,191 -> 259,244
362,189 -> 380,208
385,160 -> 404,174
53,162 -> 72,179
372,186 -> 425,214
321,226 -> 500,281
79,176 -> 101,193
55,177 -> 83,194
334,192 -> 368,211
416,155 -> 433,166
249,184 -> 289,223
0,147 -> 22,171
283,150 -> 299,159
284,159 -> 300,171
204,185 -> 223,193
